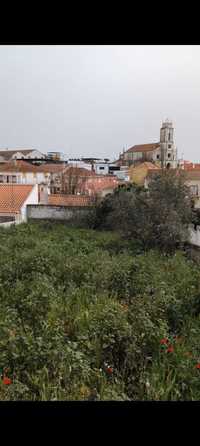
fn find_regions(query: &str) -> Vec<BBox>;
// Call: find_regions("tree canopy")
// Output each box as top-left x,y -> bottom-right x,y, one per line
94,169 -> 193,252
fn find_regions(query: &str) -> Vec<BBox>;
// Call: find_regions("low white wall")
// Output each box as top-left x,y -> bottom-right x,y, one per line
21,184 -> 39,222
27,204 -> 93,222
0,220 -> 15,227
189,224 -> 200,247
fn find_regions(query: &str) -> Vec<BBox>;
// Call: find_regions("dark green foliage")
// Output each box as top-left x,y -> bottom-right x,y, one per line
94,170 -> 193,253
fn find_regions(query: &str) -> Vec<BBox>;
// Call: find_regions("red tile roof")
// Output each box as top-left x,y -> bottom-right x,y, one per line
37,163 -> 66,173
0,160 -> 66,174
0,160 -> 38,173
85,177 -> 119,194
48,194 -> 93,206
0,184 -> 34,214
126,143 -> 160,154
183,164 -> 200,170
184,170 -> 200,180
64,166 -> 96,176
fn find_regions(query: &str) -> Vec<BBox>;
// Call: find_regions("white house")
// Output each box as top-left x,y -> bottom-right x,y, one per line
0,160 -> 65,194
0,184 -> 38,224
0,148 -> 46,161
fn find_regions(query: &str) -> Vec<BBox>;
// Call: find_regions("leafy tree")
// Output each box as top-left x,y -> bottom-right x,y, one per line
94,170 -> 193,252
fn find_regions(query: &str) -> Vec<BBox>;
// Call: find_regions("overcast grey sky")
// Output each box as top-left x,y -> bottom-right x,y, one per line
0,45 -> 200,161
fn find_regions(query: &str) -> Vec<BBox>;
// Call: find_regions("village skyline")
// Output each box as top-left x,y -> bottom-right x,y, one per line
0,46 -> 199,162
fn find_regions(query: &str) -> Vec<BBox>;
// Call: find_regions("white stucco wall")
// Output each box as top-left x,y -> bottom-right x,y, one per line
95,164 -> 109,175
0,171 -> 48,186
0,220 -> 15,227
12,150 -> 45,160
189,225 -> 200,247
27,204 -> 92,221
20,184 -> 39,222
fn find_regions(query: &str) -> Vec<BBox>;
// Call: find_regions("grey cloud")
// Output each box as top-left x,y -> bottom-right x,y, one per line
0,45 -> 199,161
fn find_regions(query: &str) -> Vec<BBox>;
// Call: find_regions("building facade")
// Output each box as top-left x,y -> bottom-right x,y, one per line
118,120 -> 178,169
0,149 -> 46,161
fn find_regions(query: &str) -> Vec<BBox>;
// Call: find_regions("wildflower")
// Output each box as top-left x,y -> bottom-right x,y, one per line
166,345 -> 174,353
2,376 -> 11,385
106,366 -> 113,375
195,363 -> 200,369
160,338 -> 169,345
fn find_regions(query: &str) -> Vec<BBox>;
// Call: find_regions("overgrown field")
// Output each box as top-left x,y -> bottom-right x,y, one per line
0,222 -> 200,400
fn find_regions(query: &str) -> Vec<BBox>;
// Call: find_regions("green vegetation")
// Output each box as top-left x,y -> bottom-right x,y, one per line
0,221 -> 200,400
93,170 -> 193,253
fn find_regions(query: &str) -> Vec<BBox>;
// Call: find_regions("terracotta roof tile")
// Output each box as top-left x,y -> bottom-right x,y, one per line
48,194 -> 93,206
0,160 -> 38,173
37,163 -> 66,173
0,184 -> 34,214
183,165 -> 200,171
184,170 -> 200,180
126,143 -> 160,154
0,161 -> 66,174
64,166 -> 96,176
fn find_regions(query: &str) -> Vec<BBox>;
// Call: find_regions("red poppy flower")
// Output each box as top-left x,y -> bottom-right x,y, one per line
106,367 -> 113,375
166,345 -> 174,353
2,376 -> 11,385
160,338 -> 169,345
195,363 -> 200,369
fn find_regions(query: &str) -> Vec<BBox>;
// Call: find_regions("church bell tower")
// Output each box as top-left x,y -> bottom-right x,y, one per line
160,119 -> 177,168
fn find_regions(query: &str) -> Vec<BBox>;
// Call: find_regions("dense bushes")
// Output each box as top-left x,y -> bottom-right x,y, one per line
93,171 -> 193,253
0,222 -> 200,400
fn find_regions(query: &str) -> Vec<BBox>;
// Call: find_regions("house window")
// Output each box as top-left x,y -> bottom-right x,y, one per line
190,185 -> 198,196
0,175 -> 3,183
168,144 -> 171,148
99,167 -> 104,170
12,176 -> 17,183
156,154 -> 160,159
168,153 -> 171,158
168,132 -> 170,141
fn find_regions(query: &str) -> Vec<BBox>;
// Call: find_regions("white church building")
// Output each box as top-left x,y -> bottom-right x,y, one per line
118,120 -> 178,169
